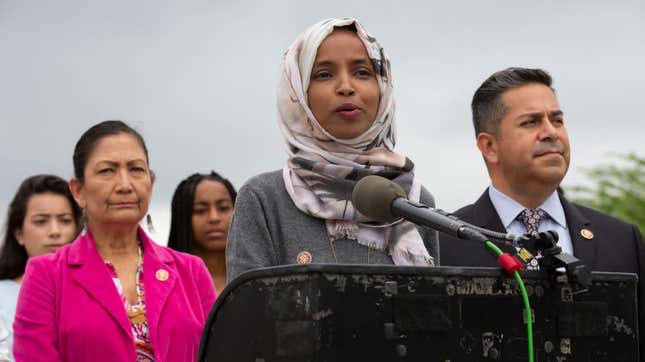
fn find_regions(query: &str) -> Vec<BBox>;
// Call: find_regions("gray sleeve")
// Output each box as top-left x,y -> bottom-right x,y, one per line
226,183 -> 279,282
420,186 -> 440,266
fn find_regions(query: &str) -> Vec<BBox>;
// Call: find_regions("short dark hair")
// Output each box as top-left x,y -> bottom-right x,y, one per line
167,171 -> 237,253
471,67 -> 554,136
0,175 -> 82,279
73,120 -> 149,183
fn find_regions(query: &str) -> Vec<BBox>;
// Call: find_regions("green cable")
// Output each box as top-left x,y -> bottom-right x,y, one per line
485,241 -> 535,362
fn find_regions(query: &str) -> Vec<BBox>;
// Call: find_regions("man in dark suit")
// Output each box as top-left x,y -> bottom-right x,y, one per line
440,67 -> 645,354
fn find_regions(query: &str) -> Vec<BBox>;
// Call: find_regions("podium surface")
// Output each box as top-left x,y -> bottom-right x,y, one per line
199,265 -> 638,362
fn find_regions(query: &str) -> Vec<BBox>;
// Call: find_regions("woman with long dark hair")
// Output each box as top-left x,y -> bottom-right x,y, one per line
0,174 -> 81,361
168,171 -> 236,292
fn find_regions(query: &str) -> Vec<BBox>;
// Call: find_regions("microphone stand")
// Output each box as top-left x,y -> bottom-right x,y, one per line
516,231 -> 591,292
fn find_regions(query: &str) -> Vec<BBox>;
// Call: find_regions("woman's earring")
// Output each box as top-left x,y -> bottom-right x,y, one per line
146,214 -> 156,233
80,209 -> 88,235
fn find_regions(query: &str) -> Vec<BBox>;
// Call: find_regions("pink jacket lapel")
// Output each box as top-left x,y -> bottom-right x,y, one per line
67,232 -> 133,341
139,229 -> 177,346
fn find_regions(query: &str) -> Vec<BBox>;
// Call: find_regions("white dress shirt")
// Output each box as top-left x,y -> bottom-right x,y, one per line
488,185 -> 574,256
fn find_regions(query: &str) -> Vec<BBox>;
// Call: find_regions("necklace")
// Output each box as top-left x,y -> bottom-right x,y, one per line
127,242 -> 145,324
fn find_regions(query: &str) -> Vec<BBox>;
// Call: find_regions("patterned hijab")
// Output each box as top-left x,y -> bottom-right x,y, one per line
277,18 -> 433,266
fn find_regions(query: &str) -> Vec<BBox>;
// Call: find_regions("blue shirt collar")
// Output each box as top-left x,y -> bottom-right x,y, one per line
488,185 -> 568,230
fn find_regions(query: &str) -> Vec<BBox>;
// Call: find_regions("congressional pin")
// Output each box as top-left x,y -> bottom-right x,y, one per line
155,269 -> 169,281
296,251 -> 313,264
580,229 -> 594,240
518,248 -> 534,263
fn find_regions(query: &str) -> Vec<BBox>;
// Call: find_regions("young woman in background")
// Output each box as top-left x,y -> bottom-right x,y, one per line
168,171 -> 236,292
0,174 -> 81,361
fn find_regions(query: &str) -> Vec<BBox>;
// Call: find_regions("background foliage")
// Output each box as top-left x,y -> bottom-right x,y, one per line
567,153 -> 645,234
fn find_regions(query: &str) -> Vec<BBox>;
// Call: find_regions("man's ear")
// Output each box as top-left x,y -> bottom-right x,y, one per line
69,178 -> 87,209
476,132 -> 500,165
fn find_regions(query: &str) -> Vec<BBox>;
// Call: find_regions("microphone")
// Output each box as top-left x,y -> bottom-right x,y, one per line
352,175 -> 488,242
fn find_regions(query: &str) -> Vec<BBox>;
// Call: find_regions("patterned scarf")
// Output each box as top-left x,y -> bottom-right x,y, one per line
277,18 -> 433,266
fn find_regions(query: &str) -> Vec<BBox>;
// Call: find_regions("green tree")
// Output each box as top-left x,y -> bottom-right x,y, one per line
566,153 -> 645,233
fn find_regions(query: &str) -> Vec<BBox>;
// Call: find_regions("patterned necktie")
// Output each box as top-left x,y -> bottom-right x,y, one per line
519,208 -> 547,235
518,208 -> 547,270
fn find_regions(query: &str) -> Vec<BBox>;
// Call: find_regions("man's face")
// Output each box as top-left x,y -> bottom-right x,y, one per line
484,83 -> 570,194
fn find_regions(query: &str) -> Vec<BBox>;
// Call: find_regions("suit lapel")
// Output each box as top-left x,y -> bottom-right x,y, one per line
68,233 -> 132,340
471,190 -> 507,232
470,189 -> 516,254
560,196 -> 597,268
140,230 -> 177,346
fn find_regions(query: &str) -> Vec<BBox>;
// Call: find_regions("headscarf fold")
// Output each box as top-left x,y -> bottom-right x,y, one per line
277,18 -> 433,266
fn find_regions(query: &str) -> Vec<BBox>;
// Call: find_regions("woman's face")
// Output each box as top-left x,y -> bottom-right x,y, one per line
191,180 -> 234,252
307,29 -> 380,140
71,133 -> 153,227
15,193 -> 77,257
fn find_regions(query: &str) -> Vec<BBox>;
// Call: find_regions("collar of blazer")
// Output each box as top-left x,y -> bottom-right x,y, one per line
66,227 -> 178,344
462,189 -> 516,254
471,189 -> 507,233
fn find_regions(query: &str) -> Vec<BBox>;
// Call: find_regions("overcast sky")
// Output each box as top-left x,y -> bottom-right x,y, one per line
1,0 -> 643,244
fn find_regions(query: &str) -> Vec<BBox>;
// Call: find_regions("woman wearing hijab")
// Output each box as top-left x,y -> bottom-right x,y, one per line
227,18 -> 439,281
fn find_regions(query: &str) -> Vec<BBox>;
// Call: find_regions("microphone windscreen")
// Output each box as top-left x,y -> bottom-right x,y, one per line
351,175 -> 407,222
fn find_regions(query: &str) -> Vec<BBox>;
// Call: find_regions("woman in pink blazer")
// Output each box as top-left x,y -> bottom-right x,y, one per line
13,121 -> 216,362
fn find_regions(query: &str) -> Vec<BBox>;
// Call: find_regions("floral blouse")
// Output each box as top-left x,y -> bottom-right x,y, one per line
105,245 -> 156,362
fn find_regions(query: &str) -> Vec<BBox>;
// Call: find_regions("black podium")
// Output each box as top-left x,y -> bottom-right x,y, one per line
199,265 -> 638,361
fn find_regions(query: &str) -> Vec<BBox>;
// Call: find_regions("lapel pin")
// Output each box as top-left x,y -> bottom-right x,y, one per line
296,251 -> 313,264
580,229 -> 594,240
518,248 -> 534,263
155,269 -> 169,281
